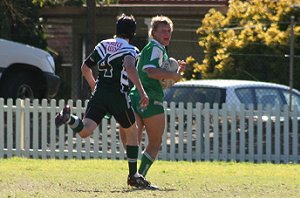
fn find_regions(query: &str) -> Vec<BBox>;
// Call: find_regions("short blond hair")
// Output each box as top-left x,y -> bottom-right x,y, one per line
148,15 -> 174,38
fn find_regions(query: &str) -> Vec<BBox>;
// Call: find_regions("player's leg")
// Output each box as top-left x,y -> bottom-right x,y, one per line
55,104 -> 105,138
114,109 -> 158,190
78,105 -> 106,138
114,109 -> 139,177
119,113 -> 144,148
138,112 -> 165,177
135,113 -> 145,145
77,118 -> 97,138
129,91 -> 145,145
119,126 -> 127,147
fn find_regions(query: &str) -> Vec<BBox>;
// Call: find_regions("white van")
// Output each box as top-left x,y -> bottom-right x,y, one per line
0,39 -> 60,100
164,79 -> 300,111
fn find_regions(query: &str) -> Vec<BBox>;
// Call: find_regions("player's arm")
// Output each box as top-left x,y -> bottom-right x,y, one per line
124,55 -> 149,108
81,63 -> 96,91
81,52 -> 99,91
144,58 -> 186,82
144,67 -> 181,82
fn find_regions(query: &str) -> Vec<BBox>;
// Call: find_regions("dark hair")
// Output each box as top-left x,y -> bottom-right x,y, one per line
116,13 -> 136,40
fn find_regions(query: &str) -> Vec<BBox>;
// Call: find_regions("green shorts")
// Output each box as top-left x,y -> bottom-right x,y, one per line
130,91 -> 164,118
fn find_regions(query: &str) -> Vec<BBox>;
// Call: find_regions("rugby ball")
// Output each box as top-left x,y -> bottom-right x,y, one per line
160,57 -> 179,89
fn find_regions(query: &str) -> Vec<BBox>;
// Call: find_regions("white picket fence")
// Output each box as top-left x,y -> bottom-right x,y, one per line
0,98 -> 299,163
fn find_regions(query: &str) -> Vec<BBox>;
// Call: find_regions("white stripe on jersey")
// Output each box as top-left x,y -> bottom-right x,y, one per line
108,48 -> 137,63
95,42 -> 106,59
120,72 -> 129,86
150,46 -> 163,66
97,38 -> 139,62
142,64 -> 156,71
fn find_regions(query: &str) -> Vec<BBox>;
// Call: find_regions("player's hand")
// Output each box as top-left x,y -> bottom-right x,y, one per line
139,91 -> 149,108
177,60 -> 186,73
90,83 -> 96,92
172,73 -> 182,82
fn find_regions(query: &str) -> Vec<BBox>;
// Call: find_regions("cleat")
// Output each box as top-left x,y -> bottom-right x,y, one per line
127,175 -> 159,190
55,105 -> 71,128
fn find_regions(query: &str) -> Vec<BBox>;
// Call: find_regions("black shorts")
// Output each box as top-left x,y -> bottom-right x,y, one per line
85,90 -> 135,128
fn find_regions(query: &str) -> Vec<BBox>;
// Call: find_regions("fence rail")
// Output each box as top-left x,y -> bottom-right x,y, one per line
0,98 -> 299,163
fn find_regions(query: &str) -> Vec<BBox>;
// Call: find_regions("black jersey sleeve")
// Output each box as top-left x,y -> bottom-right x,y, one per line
84,50 -> 101,68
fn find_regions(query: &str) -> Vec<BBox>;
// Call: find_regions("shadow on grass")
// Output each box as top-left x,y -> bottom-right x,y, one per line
72,189 -> 103,193
72,186 -> 177,193
111,187 -> 177,193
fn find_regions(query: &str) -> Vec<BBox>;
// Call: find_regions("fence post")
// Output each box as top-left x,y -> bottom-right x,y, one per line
178,102 -> 184,161
222,104 -> 228,161
20,99 -> 25,151
292,107 -> 299,163
0,98 -> 4,158
213,103 -> 219,161
230,105 -> 237,161
204,103 -> 210,161
186,103 -> 193,161
15,99 -> 25,157
195,103 -> 203,161
6,99 -> 13,158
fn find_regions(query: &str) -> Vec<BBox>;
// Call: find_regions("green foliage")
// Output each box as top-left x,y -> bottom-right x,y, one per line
191,0 -> 300,89
0,0 -> 47,49
0,0 -> 98,49
32,0 -> 84,7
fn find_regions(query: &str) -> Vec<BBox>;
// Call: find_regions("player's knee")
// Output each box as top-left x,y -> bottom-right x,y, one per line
79,133 -> 88,139
148,140 -> 162,150
155,140 -> 162,148
150,137 -> 162,146
78,130 -> 91,138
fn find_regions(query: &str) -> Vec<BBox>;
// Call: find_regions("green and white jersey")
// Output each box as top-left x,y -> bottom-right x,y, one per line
86,37 -> 139,93
133,39 -> 168,101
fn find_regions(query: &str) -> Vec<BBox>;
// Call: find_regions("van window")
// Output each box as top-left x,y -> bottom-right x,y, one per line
283,90 -> 300,111
164,86 -> 225,108
255,88 -> 283,110
236,87 -> 285,110
235,88 -> 255,108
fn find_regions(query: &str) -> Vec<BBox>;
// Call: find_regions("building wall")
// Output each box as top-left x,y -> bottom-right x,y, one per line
41,4 -> 227,99
47,18 -> 73,66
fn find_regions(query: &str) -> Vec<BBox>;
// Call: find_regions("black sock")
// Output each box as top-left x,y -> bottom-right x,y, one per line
126,145 -> 139,177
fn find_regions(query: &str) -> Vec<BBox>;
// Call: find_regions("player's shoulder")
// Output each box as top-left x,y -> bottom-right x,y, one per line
102,38 -> 115,43
120,43 -> 140,55
95,38 -> 114,49
143,40 -> 163,53
121,41 -> 138,49
101,38 -> 117,47
150,39 -> 164,49
131,45 -> 140,55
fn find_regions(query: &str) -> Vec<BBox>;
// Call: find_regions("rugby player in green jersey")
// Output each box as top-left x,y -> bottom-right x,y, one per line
55,14 -> 158,190
130,15 -> 186,189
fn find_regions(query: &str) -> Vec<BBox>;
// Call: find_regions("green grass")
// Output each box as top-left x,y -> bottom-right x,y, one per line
0,158 -> 300,197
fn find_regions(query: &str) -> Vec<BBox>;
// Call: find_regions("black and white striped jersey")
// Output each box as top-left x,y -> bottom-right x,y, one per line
84,37 -> 139,93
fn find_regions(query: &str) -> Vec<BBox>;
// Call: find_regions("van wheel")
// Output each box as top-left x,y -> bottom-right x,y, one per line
0,73 -> 40,100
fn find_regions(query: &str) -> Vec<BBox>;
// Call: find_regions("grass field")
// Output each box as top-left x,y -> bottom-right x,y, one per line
0,158 -> 300,197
